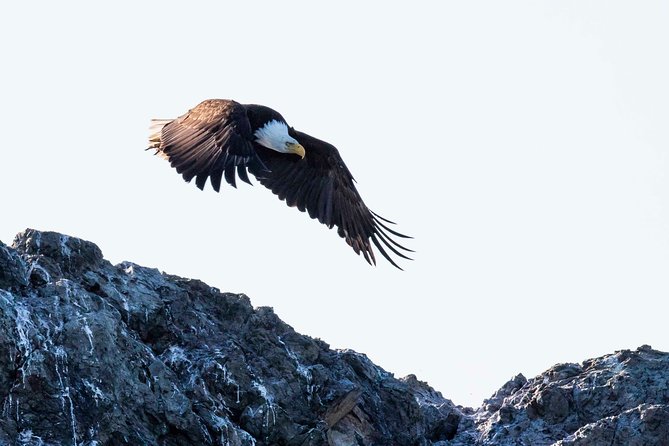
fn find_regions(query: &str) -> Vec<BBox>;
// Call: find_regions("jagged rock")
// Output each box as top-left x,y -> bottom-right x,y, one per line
0,240 -> 28,290
0,230 -> 461,445
465,346 -> 669,446
1,229 -> 668,446
554,404 -> 669,446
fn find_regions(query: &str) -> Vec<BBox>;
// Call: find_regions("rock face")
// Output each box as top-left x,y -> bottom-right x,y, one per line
459,345 -> 669,446
1,230 -> 668,446
0,230 -> 458,446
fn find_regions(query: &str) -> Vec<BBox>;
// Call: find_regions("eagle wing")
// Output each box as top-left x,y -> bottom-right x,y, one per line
249,129 -> 412,269
150,99 -> 260,191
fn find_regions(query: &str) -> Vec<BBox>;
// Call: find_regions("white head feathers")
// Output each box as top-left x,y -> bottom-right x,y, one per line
253,120 -> 300,153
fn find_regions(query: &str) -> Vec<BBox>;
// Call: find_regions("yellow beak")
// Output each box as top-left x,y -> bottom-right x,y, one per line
288,143 -> 306,159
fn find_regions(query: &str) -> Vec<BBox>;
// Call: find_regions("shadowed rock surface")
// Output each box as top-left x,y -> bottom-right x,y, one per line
1,230 -> 668,445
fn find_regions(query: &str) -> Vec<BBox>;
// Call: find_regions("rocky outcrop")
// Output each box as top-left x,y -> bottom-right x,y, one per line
459,345 -> 669,446
1,229 -> 668,445
0,230 -> 458,446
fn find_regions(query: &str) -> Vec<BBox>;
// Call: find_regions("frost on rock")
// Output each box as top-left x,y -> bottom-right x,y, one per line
1,230 -> 668,446
81,319 -> 95,355
53,346 -> 78,446
17,429 -> 45,446
278,336 -> 314,400
0,230 -> 463,445
82,380 -> 105,407
248,379 -> 278,434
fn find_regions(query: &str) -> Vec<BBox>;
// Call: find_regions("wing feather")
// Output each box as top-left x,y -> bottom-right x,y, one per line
150,100 -> 412,268
249,129 -> 411,269
149,99 -> 260,191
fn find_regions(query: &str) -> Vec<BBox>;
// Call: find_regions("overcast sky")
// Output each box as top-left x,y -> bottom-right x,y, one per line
1,1 -> 667,407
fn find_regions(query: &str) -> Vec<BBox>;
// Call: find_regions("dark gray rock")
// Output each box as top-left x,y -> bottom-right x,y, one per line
0,230 -> 461,445
0,240 -> 28,290
554,404 -> 669,446
456,346 -> 669,446
1,229 -> 668,446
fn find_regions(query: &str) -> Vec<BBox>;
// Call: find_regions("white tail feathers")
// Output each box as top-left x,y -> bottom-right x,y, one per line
148,119 -> 172,160
149,119 -> 171,148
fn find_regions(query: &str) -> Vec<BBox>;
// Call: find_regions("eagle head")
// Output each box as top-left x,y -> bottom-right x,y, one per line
254,120 -> 305,158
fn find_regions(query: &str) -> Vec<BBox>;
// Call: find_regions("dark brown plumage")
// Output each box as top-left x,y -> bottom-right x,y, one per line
149,99 -> 412,269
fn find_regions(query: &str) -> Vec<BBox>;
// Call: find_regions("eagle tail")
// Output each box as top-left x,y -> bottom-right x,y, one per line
148,119 -> 172,159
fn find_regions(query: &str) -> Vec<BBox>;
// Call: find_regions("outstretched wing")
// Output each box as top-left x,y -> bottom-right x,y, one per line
149,99 -> 261,191
249,129 -> 412,269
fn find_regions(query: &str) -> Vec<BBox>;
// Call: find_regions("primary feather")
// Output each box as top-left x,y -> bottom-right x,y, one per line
149,99 -> 413,269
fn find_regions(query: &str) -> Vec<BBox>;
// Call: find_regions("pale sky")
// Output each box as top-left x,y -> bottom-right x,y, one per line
1,1 -> 667,407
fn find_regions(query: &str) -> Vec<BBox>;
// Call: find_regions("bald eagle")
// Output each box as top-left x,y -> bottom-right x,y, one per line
148,99 -> 412,269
